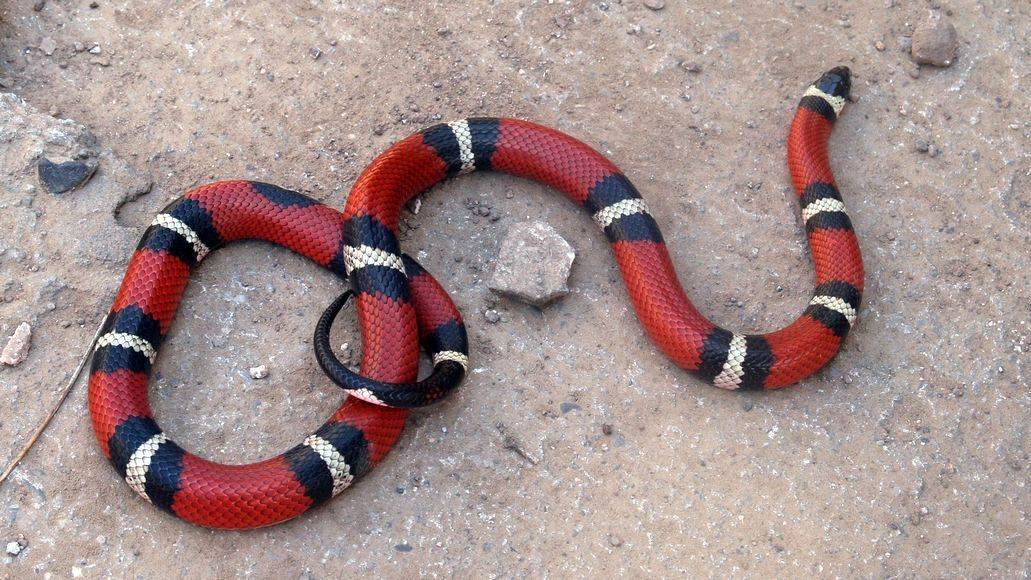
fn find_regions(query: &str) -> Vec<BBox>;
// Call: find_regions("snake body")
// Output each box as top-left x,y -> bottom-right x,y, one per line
88,67 -> 862,528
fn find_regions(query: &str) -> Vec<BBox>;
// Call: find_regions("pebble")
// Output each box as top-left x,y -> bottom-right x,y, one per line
914,139 -> 940,157
608,534 -> 623,547
1,322 -> 32,366
249,364 -> 269,379
489,221 -> 575,307
37,157 -> 97,194
601,424 -> 614,436
32,0 -> 44,10
911,10 -> 958,67
483,309 -> 501,324
39,37 -> 57,56
309,47 -> 322,60
898,35 -> 913,54
5,541 -> 23,556
679,61 -> 702,73
874,40 -> 886,52
642,0 -> 665,10
88,44 -> 102,55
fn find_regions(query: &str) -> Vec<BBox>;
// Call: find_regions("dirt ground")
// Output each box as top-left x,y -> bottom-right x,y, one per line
0,0 -> 1027,577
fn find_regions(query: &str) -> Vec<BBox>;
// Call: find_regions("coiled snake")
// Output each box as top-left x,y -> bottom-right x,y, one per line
88,67 -> 862,528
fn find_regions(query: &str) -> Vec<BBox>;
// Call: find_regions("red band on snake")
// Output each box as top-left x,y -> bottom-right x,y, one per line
88,67 -> 862,528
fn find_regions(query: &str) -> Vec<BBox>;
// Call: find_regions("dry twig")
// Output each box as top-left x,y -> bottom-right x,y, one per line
0,317 -> 106,488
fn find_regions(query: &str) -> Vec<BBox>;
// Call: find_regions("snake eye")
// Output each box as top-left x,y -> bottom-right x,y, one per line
814,66 -> 852,101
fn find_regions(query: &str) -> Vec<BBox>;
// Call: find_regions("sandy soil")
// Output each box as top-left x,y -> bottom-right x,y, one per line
0,0 -> 1027,577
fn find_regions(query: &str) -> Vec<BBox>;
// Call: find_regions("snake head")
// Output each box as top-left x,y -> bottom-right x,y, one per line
814,66 -> 852,102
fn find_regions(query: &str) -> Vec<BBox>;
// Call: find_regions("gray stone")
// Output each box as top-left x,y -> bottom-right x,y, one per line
37,157 -> 97,194
642,0 -> 665,10
489,221 -> 575,307
39,37 -> 57,56
911,11 -> 958,67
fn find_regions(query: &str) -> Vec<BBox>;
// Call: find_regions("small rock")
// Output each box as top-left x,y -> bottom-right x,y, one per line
5,540 -> 24,556
680,61 -> 702,73
88,44 -> 102,54
394,543 -> 413,553
898,35 -> 913,53
39,37 -> 57,56
914,139 -> 940,157
560,402 -> 581,414
601,423 -> 614,436
911,10 -> 958,67
874,40 -> 886,51
89,1 -> 99,7
489,221 -> 575,307
0,323 -> 32,366
249,364 -> 269,379
608,534 -> 623,547
37,157 -> 97,194
642,0 -> 665,10
32,0 -> 45,10
483,309 -> 501,324
309,47 -> 322,60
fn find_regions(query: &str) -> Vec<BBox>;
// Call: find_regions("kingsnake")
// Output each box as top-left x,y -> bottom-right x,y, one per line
88,67 -> 862,529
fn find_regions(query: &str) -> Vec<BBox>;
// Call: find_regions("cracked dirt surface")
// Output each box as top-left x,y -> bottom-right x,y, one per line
0,0 -> 1027,577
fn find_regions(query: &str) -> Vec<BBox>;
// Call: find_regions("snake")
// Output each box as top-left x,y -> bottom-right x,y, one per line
88,67 -> 862,529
